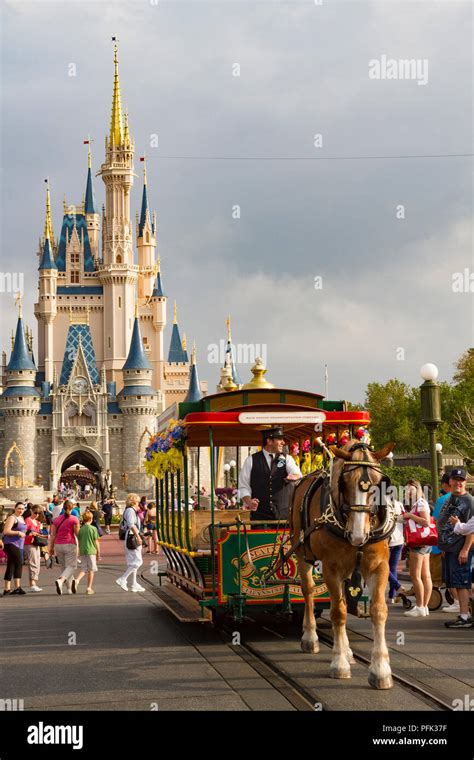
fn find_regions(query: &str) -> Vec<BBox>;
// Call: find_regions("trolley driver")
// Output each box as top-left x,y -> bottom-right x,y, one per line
238,427 -> 302,521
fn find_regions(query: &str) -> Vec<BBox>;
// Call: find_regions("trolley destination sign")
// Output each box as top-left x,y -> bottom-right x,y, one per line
238,411 -> 327,426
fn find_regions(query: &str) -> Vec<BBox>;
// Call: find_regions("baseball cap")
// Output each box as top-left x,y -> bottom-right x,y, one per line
450,467 -> 467,480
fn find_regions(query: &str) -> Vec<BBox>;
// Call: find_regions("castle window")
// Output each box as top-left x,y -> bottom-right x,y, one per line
108,337 -> 111,348
118,296 -> 122,308
146,232 -> 149,243
19,397 -> 23,401
137,396 -> 141,400
116,255 -> 122,264
71,271 -> 80,284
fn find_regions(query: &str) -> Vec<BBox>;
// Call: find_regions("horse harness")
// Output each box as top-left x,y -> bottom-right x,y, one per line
262,443 -> 396,584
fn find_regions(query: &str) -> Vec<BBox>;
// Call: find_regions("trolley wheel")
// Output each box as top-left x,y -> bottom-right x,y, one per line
428,587 -> 443,611
445,588 -> 454,606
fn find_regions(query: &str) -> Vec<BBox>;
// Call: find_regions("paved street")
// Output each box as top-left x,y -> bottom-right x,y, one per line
0,535 -> 301,711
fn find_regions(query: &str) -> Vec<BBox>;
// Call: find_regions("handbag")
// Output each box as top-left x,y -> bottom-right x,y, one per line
126,532 -> 140,550
32,535 -> 48,547
403,514 -> 438,548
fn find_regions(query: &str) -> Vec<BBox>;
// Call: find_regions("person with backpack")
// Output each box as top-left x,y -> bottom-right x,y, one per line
116,493 -> 145,593
3,502 -> 28,595
50,500 -> 80,595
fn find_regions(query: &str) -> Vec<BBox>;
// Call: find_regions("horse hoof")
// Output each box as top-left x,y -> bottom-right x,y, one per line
330,667 -> 351,679
301,639 -> 319,654
368,672 -> 393,690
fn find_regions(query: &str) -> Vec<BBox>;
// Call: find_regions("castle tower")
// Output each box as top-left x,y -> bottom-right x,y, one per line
147,255 -> 166,391
35,184 -> 58,383
184,344 -> 203,403
2,306 -> 41,485
97,43 -> 137,384
136,158 -> 157,301
84,142 -> 100,263
216,316 -> 242,392
118,312 -> 160,491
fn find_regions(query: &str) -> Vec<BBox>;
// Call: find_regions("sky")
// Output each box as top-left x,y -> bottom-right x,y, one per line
0,0 -> 472,404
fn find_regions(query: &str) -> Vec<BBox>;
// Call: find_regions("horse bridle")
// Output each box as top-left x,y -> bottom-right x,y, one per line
336,443 -> 388,516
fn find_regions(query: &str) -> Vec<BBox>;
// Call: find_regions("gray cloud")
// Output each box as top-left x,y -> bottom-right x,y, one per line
1,0 -> 472,402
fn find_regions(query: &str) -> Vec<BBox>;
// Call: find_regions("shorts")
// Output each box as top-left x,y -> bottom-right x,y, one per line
410,546 -> 432,555
442,549 -> 474,589
80,555 -> 98,572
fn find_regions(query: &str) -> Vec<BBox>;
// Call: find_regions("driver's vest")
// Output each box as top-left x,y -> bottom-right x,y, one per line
249,451 -> 290,520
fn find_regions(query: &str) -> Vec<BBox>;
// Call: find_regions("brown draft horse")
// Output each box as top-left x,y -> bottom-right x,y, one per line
289,439 -> 395,689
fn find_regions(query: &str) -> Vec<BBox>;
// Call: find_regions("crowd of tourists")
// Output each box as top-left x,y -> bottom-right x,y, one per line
387,467 -> 474,629
0,494 -> 159,597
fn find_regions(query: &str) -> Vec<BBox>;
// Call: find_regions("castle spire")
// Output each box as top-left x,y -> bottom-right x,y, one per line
152,255 -> 165,297
123,314 -> 151,370
84,138 -> 95,214
168,303 -> 188,363
109,41 -> 123,146
224,316 -> 242,386
138,157 -> 151,237
184,342 -> 202,403
43,182 -> 54,243
123,107 -> 130,147
7,311 -> 36,371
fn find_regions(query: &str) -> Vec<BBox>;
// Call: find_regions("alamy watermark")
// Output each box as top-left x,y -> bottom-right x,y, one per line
369,55 -> 429,86
207,340 -> 267,367
0,272 -> 24,294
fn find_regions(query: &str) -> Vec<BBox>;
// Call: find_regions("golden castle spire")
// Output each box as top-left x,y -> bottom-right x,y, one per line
156,254 -> 161,271
87,137 -> 92,169
226,315 -> 232,342
109,41 -> 123,146
123,108 -> 130,148
182,333 -> 187,351
15,292 -> 22,319
191,341 -> 196,365
63,194 -> 68,214
173,301 -> 177,325
43,182 -> 54,242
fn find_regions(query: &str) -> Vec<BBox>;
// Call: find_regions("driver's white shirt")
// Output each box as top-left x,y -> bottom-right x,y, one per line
238,450 -> 302,500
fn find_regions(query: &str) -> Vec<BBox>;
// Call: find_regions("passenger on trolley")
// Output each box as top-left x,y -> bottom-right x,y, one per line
238,426 -> 302,521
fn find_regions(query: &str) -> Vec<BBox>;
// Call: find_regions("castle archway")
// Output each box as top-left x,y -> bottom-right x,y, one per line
55,446 -> 104,496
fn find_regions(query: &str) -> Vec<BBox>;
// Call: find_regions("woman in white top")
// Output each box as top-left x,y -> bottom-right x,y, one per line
388,500 -> 406,603
402,479 -> 433,617
116,493 -> 145,593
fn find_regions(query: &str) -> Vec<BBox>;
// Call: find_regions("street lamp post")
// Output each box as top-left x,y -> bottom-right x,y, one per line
420,363 -> 442,502
436,442 -> 443,480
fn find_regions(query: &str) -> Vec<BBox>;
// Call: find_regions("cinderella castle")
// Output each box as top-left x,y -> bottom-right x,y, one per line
0,44 -> 256,500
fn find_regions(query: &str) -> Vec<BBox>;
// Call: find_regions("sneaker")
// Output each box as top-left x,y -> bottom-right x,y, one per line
441,602 -> 460,614
115,577 -> 128,592
3,590 -> 12,596
424,607 -> 430,616
30,586 -> 43,593
130,584 -> 145,593
71,579 -> 78,594
403,605 -> 425,617
444,615 -> 473,629
55,578 -> 64,595
86,588 -> 95,595
12,587 -> 26,595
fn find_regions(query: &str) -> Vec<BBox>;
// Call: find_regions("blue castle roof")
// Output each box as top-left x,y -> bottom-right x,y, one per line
152,270 -> 164,297
39,237 -> 57,270
184,361 -> 202,403
56,212 -> 95,272
84,166 -> 95,214
117,385 -> 155,397
59,324 -> 99,385
138,183 -> 150,237
7,317 -> 36,371
123,317 -> 151,370
168,324 -> 188,363
3,386 -> 41,398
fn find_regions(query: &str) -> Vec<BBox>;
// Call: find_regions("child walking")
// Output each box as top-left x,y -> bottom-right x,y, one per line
72,511 -> 101,595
